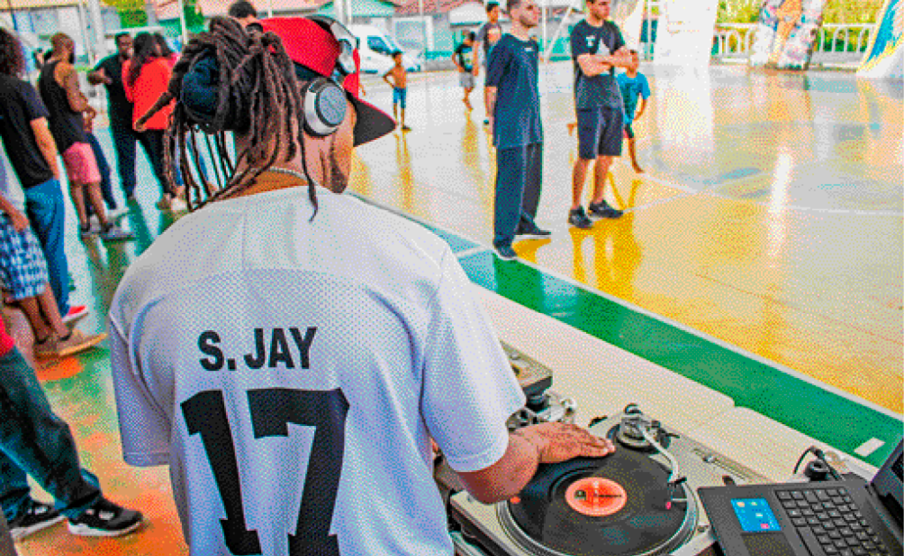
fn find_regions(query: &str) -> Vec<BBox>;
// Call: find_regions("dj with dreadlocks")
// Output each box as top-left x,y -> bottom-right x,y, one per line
109,16 -> 614,555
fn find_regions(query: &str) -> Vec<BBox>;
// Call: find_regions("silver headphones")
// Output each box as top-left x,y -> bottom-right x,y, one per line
302,16 -> 358,137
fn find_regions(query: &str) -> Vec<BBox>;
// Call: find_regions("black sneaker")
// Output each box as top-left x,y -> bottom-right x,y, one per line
8,498 -> 65,540
516,224 -> 552,240
568,207 -> 593,229
67,497 -> 143,537
494,243 -> 517,261
588,200 -> 623,219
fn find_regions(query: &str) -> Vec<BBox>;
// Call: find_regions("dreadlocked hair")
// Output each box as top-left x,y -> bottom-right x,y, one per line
136,16 -> 318,213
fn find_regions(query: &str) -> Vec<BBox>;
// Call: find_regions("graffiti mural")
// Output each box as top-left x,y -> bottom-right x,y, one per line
749,0 -> 828,70
858,0 -> 904,78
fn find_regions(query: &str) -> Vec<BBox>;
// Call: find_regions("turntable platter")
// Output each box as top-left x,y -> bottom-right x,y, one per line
500,449 -> 696,556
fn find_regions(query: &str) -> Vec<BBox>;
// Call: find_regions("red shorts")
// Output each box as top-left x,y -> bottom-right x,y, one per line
61,142 -> 101,186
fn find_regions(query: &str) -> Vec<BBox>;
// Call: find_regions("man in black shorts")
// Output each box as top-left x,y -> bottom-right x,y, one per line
568,0 -> 631,229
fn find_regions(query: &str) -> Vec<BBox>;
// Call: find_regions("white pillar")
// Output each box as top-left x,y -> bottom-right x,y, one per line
86,0 -> 106,57
333,0 -> 345,25
178,0 -> 188,44
267,0 -> 273,18
541,0 -> 547,56
76,2 -> 92,59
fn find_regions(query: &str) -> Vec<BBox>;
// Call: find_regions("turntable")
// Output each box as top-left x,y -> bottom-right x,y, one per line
449,404 -> 772,556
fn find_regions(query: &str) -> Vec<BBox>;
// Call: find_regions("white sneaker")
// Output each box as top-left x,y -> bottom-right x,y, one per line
106,207 -> 129,221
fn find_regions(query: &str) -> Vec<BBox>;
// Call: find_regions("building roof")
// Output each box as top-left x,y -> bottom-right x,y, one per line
395,0 -> 481,17
0,0 -> 83,8
155,0 -> 327,21
395,0 -> 576,17
155,0 -> 404,22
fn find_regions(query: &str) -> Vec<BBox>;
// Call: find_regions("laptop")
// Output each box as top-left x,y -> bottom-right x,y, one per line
699,441 -> 903,556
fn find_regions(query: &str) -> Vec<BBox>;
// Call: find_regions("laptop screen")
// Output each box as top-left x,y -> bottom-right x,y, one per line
871,440 -> 903,524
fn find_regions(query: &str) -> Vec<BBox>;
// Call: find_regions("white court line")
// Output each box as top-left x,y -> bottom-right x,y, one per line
855,438 -> 886,458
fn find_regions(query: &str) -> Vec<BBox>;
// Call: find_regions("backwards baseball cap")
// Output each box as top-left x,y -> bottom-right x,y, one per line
260,17 -> 396,146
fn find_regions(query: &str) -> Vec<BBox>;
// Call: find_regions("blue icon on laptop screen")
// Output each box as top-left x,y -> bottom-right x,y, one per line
731,498 -> 781,533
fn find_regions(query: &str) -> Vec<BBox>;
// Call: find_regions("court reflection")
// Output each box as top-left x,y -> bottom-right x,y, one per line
571,179 -> 642,301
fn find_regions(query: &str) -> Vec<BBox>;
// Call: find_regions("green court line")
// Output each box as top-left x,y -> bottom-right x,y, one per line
418,223 -> 479,254
455,250 -> 902,468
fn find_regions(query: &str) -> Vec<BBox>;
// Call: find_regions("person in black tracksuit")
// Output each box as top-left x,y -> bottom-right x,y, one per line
485,0 -> 550,261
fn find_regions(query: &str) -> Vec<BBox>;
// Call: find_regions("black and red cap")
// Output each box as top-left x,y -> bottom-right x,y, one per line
260,17 -> 396,146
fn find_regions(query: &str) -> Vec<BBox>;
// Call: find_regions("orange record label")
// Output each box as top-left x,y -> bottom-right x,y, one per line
565,477 -> 627,517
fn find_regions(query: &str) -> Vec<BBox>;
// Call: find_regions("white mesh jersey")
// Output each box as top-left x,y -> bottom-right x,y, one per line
109,187 -> 525,556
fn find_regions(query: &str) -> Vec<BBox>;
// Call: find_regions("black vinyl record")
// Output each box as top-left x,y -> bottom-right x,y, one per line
505,449 -> 691,556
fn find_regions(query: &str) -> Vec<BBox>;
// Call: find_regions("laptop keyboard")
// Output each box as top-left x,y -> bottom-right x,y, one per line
777,487 -> 891,556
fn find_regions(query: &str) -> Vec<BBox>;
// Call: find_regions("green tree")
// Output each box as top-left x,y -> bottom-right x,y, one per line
717,0 -> 763,24
105,0 -> 148,28
823,0 -> 883,24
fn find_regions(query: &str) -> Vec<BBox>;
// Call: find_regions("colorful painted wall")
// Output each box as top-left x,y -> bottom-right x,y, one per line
749,0 -> 828,69
857,0 -> 904,77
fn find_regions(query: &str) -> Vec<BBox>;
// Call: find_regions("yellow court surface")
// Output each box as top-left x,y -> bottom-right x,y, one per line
350,62 -> 903,413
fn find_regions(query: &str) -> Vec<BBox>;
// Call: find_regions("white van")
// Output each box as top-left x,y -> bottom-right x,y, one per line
351,24 -> 422,74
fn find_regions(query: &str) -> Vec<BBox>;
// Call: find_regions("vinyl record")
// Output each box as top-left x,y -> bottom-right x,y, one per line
503,449 -> 694,556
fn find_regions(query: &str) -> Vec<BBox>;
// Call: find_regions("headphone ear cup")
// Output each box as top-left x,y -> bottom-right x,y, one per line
303,78 -> 348,137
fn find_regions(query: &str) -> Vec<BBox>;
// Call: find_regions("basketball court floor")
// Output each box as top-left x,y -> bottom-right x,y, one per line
13,61 -> 902,554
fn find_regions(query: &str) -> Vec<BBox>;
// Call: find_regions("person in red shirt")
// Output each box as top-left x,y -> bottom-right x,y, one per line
122,33 -> 186,211
0,315 -> 143,540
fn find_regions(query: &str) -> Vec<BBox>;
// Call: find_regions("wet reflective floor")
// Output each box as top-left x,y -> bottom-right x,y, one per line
349,63 -> 903,414
14,62 -> 903,554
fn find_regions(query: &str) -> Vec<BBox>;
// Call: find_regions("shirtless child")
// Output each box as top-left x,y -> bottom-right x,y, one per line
382,51 -> 410,131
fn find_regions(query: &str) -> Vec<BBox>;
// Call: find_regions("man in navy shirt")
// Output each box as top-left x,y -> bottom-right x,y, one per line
568,0 -> 632,229
485,0 -> 550,260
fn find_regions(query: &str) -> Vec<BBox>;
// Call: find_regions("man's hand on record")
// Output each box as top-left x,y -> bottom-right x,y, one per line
513,422 -> 615,465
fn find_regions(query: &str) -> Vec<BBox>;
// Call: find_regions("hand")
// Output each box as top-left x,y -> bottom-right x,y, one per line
513,422 -> 615,465
472,67 -> 479,77
9,209 -> 29,232
134,121 -> 147,133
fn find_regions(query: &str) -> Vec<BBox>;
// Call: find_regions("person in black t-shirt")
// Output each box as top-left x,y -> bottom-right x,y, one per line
567,0 -> 632,230
485,0 -> 551,261
0,29 -> 77,320
453,32 -> 476,110
88,33 -> 138,202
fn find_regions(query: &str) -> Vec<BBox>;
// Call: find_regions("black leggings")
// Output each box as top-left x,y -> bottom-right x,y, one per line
136,129 -> 171,196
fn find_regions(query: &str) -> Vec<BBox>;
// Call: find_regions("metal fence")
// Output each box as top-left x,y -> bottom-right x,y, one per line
712,22 -> 875,66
